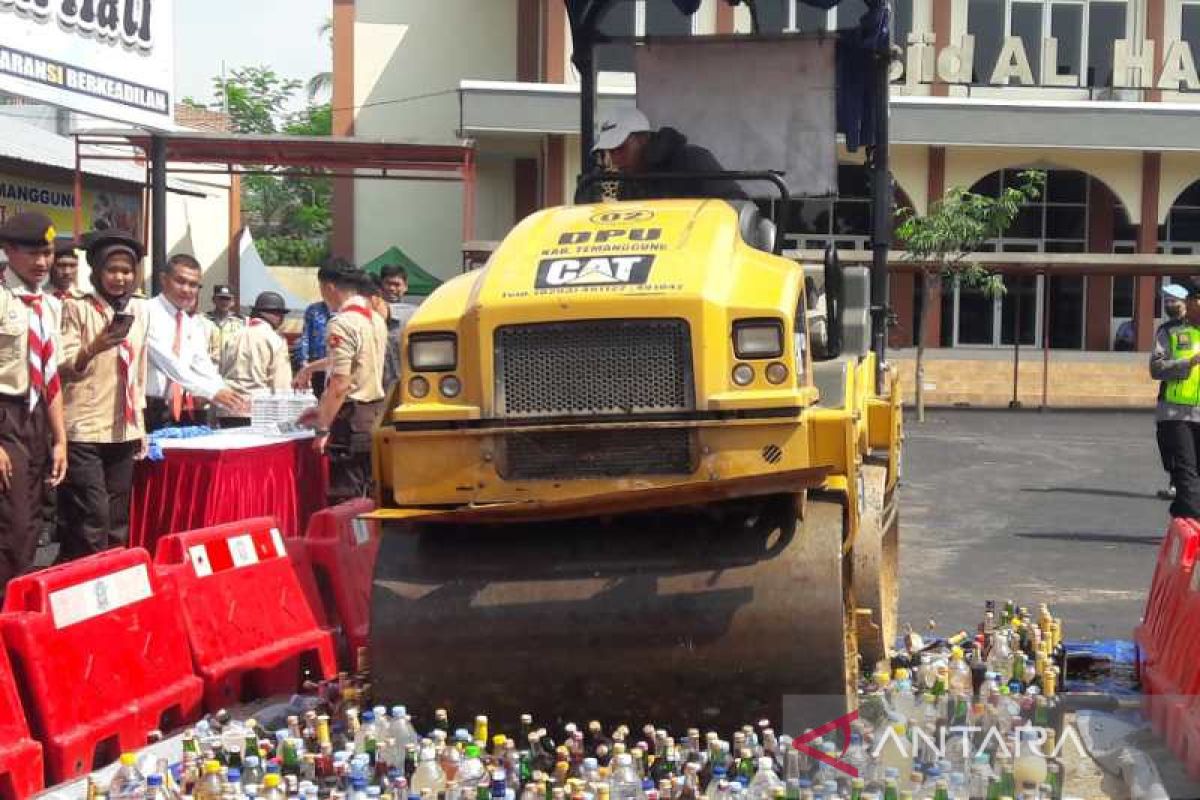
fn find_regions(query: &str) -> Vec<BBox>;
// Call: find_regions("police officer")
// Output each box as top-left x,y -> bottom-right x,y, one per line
0,212 -> 68,591
300,263 -> 387,502
1151,277 -> 1200,520
206,284 -> 244,364
217,291 -> 294,428
56,230 -> 149,559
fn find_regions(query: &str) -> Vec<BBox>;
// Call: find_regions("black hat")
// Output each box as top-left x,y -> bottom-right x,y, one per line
251,291 -> 289,314
1182,277 -> 1200,299
212,284 -> 234,299
0,212 -> 57,248
84,230 -> 145,268
53,238 -> 78,259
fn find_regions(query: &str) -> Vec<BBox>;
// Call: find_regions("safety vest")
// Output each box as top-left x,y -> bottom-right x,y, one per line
1166,325 -> 1200,405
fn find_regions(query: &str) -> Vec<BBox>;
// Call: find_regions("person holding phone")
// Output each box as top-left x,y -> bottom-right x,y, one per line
55,230 -> 150,560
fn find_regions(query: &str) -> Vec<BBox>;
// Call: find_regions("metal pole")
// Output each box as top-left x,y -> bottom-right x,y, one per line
72,137 -> 83,244
1010,281 -> 1021,408
576,41 -> 596,173
869,31 -> 892,394
151,134 -> 168,296
1041,271 -> 1051,411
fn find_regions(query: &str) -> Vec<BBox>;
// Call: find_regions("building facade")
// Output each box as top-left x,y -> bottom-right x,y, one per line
333,0 -> 1200,353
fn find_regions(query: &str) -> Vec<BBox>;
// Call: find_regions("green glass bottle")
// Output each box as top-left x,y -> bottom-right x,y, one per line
848,778 -> 865,800
883,778 -> 899,800
932,780 -> 949,800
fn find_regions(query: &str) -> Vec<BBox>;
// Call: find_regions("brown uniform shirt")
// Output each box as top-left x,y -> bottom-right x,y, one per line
58,295 -> 149,443
221,318 -> 293,399
0,269 -> 62,397
326,297 -> 387,403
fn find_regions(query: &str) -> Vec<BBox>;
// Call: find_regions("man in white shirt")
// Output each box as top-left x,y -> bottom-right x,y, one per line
144,253 -> 248,431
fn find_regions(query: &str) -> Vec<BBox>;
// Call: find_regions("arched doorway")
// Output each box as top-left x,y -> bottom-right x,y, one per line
929,167 -> 1132,350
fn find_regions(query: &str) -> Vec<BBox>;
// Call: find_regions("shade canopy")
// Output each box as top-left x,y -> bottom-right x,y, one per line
361,245 -> 444,296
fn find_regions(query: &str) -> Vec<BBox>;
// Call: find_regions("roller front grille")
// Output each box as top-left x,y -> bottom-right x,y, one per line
494,319 -> 694,418
499,428 -> 695,480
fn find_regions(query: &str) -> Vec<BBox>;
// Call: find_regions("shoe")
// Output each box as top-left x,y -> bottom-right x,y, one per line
1159,485 -> 1177,501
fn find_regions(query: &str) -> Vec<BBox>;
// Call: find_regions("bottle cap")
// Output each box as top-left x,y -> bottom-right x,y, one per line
119,753 -> 137,766
205,760 -> 221,773
951,646 -> 964,659
494,734 -> 507,747
147,774 -> 163,787
466,744 -> 481,758
264,773 -> 281,787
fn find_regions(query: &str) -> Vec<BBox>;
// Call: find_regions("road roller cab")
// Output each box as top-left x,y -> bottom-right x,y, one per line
367,0 -> 901,730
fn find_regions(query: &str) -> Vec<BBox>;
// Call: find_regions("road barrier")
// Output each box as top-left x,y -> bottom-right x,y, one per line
154,517 -> 337,710
0,549 -> 201,783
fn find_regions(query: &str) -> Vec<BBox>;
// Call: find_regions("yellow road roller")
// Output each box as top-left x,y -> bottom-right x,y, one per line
368,0 -> 901,731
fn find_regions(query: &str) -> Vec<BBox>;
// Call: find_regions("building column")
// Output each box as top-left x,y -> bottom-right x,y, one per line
1136,151 -> 1163,351
716,1 -> 735,33
1085,181 -> 1115,351
923,146 -> 946,346
930,0 -> 952,97
331,0 -> 356,263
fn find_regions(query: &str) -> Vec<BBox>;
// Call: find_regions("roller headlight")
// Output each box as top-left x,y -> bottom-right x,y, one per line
409,333 -> 457,371
733,320 -> 784,359
408,376 -> 430,399
765,362 -> 789,384
439,375 -> 462,398
732,363 -> 755,386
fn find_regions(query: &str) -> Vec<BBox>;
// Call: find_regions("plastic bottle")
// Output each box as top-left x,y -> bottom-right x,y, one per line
260,773 -> 287,800
412,743 -> 448,793
146,773 -> 179,800
109,753 -> 147,799
747,758 -> 784,800
1011,731 -> 1046,789
193,760 -> 225,800
707,767 -> 729,799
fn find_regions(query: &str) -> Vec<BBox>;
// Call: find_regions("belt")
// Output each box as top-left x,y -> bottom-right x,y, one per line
0,393 -> 26,404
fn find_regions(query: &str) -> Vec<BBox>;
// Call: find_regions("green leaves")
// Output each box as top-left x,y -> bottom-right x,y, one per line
895,170 -> 1046,294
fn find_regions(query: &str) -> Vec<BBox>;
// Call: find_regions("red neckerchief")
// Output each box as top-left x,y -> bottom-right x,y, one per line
339,303 -> 374,322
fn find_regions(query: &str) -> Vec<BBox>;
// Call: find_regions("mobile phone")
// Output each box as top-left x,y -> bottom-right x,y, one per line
107,313 -> 134,338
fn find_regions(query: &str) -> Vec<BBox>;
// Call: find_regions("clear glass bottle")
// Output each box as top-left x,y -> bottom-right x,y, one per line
747,758 -> 784,800
193,760 -> 225,800
109,753 -> 147,800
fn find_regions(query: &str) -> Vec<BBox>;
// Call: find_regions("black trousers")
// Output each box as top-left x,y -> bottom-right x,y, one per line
0,396 -> 49,593
328,399 -> 382,504
55,440 -> 139,561
145,396 -> 205,432
1158,420 -> 1200,518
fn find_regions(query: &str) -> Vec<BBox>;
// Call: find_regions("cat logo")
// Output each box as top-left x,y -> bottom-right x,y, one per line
535,255 -> 654,288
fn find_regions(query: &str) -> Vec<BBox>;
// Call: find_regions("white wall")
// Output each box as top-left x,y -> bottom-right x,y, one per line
353,0 -> 518,280
164,174 -> 232,292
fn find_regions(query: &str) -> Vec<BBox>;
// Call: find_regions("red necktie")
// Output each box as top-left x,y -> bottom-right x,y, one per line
118,339 -> 137,428
18,294 -> 60,410
170,308 -> 184,421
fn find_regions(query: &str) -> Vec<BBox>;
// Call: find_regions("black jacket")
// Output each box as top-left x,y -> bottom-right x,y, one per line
586,127 -> 747,202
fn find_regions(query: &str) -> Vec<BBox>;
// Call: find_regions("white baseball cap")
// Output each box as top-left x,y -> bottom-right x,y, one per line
1162,283 -> 1190,301
593,106 -> 652,152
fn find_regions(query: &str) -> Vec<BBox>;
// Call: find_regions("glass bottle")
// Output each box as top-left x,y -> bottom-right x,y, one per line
193,760 -> 225,800
109,753 -> 146,800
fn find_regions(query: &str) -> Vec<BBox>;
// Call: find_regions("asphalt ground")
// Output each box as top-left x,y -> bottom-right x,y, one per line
899,408 -> 1166,642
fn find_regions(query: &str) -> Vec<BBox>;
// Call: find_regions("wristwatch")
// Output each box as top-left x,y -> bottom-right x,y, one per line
314,428 -> 331,436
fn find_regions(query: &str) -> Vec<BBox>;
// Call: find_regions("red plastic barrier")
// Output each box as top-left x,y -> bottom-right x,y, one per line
1166,571 -> 1200,777
1137,517 -> 1200,732
0,548 -> 201,784
155,517 -> 337,711
302,499 -> 379,666
0,629 -> 42,799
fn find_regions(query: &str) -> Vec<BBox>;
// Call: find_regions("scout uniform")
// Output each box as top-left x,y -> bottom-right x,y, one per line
0,212 -> 64,589
325,294 -> 388,501
56,231 -> 149,558
218,292 -> 294,426
49,240 -> 84,302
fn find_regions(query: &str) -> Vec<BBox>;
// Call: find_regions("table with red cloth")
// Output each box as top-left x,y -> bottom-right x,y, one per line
129,431 -> 329,554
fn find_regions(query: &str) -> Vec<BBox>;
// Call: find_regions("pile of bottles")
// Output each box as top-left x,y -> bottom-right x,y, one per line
88,600 -> 1068,800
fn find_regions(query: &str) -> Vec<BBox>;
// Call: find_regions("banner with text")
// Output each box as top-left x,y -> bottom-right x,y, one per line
0,0 -> 173,129
0,172 -> 142,237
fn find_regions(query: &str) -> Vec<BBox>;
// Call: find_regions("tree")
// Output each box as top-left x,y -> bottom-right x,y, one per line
894,170 -> 1046,422
306,18 -> 334,102
213,66 -> 302,134
189,64 -> 333,265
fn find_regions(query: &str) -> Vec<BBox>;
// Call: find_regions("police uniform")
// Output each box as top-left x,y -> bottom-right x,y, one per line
0,212 -> 64,589
207,285 -> 245,365
1151,286 -> 1200,519
56,231 -> 149,558
325,294 -> 387,501
218,292 -> 293,426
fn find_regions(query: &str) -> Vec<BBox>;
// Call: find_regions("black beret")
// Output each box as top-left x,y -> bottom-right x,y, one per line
0,212 -> 57,248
